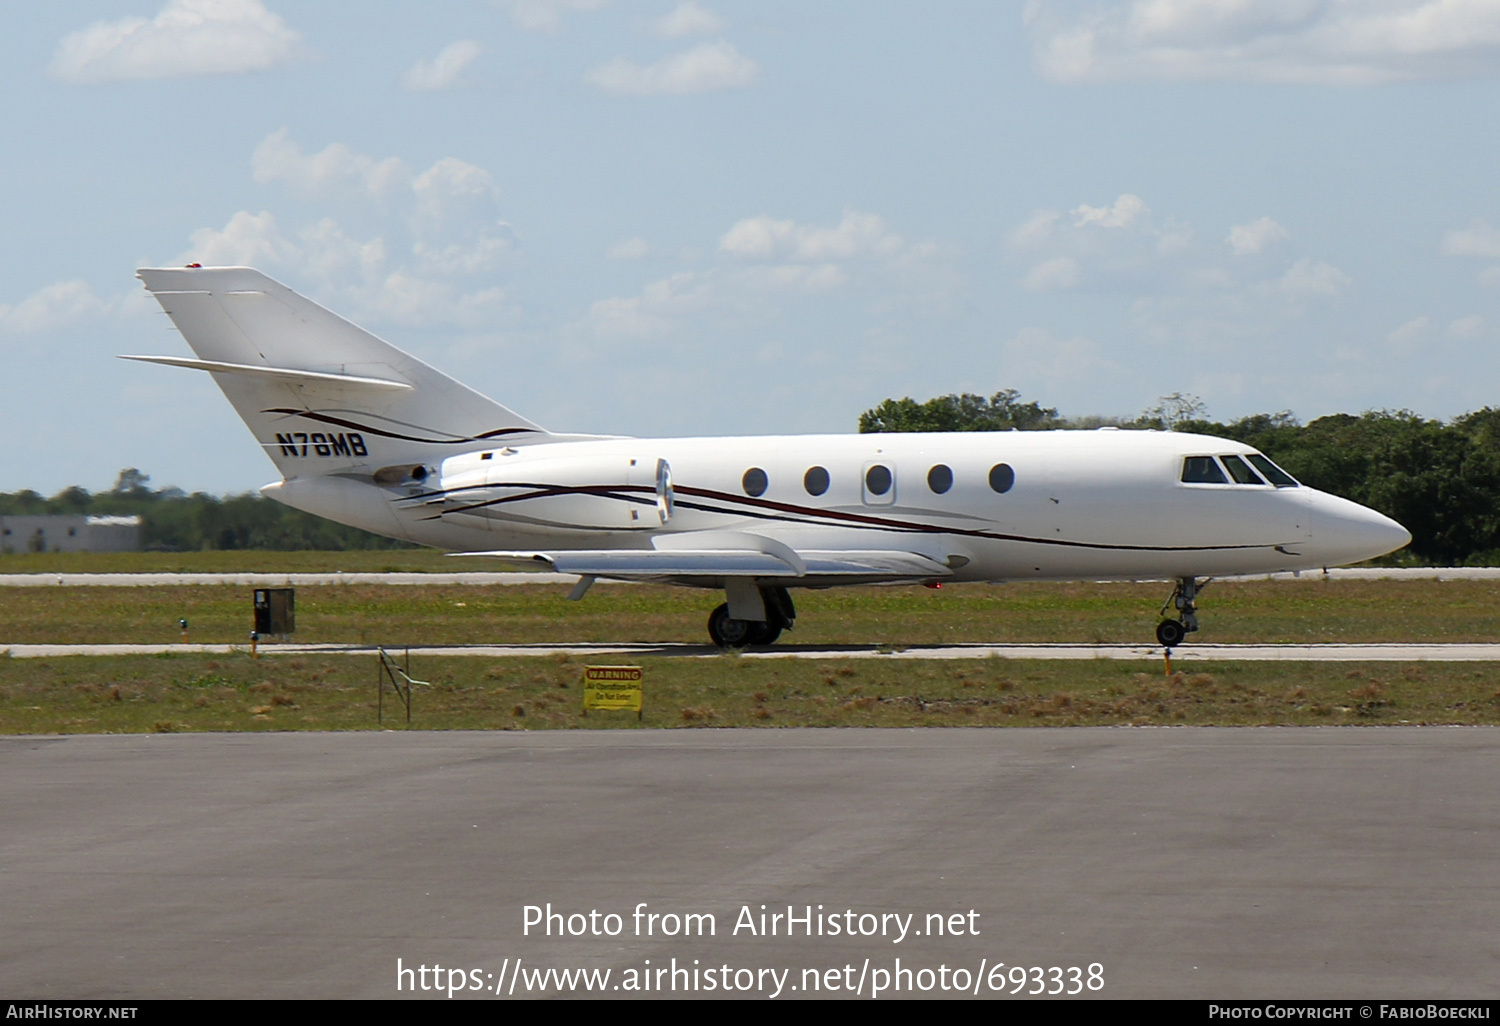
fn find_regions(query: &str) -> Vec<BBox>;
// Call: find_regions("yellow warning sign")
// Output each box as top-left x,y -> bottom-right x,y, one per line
583,666 -> 644,713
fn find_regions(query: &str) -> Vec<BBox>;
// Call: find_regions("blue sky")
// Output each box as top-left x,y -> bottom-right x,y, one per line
4,0 -> 1500,495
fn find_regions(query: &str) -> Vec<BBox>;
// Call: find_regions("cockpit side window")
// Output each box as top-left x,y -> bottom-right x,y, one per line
1181,456 -> 1227,484
1221,454 -> 1265,485
1247,453 -> 1299,487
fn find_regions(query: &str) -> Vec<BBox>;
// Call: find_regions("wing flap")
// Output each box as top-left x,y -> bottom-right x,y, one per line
460,550 -> 801,577
457,545 -> 952,581
798,550 -> 953,577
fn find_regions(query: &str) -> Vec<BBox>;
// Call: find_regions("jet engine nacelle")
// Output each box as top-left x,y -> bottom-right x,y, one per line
434,450 -> 671,533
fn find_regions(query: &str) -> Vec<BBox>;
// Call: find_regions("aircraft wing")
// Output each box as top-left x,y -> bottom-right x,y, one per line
459,536 -> 953,583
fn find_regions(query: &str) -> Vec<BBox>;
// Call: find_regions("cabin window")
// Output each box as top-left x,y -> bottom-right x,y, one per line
742,467 -> 769,497
1247,454 -> 1299,487
865,464 -> 892,495
988,463 -> 1015,494
804,466 -> 830,496
927,464 -> 953,494
1181,456 -> 1228,484
1221,454 -> 1265,485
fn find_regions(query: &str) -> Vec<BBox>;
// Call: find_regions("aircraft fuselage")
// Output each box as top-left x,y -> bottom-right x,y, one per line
269,428 -> 1407,586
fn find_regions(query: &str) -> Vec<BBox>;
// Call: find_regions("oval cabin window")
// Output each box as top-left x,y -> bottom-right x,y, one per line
988,463 -> 1014,494
804,466 -> 830,496
742,467 -> 769,497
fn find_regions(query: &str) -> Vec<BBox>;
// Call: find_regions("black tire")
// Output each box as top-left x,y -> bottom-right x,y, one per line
1156,619 -> 1187,648
708,603 -> 754,648
747,621 -> 782,646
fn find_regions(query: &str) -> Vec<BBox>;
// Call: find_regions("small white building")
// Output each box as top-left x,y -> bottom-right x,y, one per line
0,515 -> 141,554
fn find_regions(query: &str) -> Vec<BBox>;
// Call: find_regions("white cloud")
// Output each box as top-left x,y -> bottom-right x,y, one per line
500,0 -> 609,33
654,1 -> 726,37
1026,0 -> 1500,84
412,158 -> 500,221
584,272 -> 712,342
607,238 -> 651,260
1449,314 -> 1485,338
720,210 -> 905,262
181,210 -> 295,268
1022,256 -> 1080,291
1227,216 -> 1290,255
252,128 -> 411,198
581,208 -> 956,344
1441,219 -> 1500,258
1480,266 -> 1500,287
404,40 -> 481,91
180,134 -> 518,327
586,41 -> 760,94
1005,193 -> 1349,325
738,263 -> 849,293
1387,315 -> 1430,346
1278,256 -> 1352,298
1009,210 -> 1061,249
1006,191 -> 1356,358
0,281 -> 111,334
51,0 -> 301,84
1008,193 -> 1172,285
410,158 -> 513,275
1073,193 -> 1147,228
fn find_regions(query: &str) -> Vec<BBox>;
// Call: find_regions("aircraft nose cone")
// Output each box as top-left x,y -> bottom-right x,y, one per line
1308,491 -> 1411,566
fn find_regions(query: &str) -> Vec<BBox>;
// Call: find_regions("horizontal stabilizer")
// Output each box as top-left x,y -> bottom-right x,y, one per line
118,355 -> 413,391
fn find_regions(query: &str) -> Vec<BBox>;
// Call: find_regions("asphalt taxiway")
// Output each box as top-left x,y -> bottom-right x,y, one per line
2,727 -> 1496,999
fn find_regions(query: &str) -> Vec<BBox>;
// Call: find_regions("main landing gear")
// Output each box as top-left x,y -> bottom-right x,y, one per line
1155,576 -> 1203,649
708,586 -> 796,648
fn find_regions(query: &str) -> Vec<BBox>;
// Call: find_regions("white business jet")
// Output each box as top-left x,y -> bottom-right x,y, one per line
124,267 -> 1411,648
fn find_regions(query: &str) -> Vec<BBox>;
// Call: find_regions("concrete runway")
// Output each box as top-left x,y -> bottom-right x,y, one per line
2,728 -> 1497,1000
7,640 -> 1500,661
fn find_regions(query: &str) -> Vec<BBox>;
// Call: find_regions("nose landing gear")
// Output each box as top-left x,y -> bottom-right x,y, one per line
1155,576 -> 1204,648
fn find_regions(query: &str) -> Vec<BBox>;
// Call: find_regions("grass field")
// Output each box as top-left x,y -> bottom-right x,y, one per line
2,578 -> 1499,646
3,651 -> 1497,734
3,570 -> 1498,733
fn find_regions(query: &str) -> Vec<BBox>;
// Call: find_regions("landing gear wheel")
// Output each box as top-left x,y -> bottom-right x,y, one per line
708,603 -> 754,648
747,621 -> 782,646
1155,576 -> 1206,647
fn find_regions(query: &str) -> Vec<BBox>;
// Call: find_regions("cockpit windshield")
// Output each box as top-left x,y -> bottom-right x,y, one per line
1181,456 -> 1227,484
1221,454 -> 1264,485
1180,453 -> 1300,487
1246,453 -> 1299,487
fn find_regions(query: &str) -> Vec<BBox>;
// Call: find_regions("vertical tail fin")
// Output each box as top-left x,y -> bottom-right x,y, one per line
127,266 -> 549,478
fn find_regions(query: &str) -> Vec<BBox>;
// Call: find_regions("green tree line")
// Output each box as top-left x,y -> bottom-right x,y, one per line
0,470 -> 412,552
861,391 -> 1500,566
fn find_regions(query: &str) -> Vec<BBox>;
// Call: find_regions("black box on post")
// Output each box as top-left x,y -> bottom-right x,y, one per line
253,588 -> 295,636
